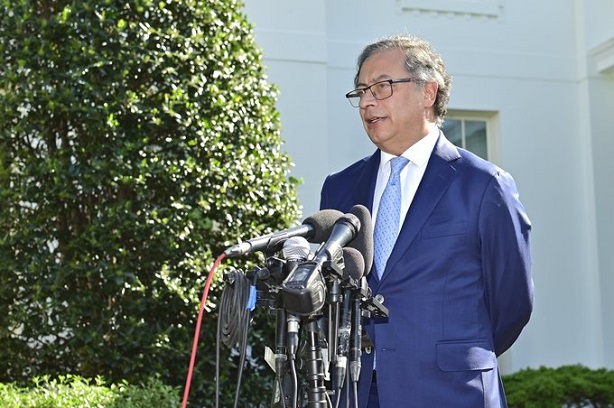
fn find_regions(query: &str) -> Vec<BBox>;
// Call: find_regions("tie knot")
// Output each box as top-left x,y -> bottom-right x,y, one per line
390,156 -> 409,177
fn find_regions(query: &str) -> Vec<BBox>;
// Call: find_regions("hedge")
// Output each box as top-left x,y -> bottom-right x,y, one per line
2,365 -> 613,407
503,364 -> 614,407
0,375 -> 179,407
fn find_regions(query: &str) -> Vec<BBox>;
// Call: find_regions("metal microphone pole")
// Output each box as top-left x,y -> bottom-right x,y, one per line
327,277 -> 341,381
304,318 -> 328,408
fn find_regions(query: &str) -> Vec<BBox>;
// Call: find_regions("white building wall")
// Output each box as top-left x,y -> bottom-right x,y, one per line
241,0 -> 614,373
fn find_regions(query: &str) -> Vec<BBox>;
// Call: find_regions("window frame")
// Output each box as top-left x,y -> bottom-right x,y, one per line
442,110 -> 500,165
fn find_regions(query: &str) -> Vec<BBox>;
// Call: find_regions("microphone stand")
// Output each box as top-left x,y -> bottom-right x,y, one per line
335,287 -> 352,395
304,317 -> 328,408
327,277 -> 341,387
273,307 -> 290,408
304,259 -> 345,408
349,281 -> 364,390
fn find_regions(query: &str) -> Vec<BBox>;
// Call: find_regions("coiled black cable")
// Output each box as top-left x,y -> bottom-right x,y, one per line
216,270 -> 254,408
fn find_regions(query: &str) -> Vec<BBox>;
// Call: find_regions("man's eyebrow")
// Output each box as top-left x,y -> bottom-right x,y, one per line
355,74 -> 393,88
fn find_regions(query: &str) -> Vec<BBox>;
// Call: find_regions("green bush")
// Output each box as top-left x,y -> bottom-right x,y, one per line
5,365 -> 613,407
0,375 -> 179,407
503,365 -> 614,407
0,0 -> 300,406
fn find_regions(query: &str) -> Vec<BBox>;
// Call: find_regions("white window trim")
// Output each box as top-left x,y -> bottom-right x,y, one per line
444,110 -> 500,165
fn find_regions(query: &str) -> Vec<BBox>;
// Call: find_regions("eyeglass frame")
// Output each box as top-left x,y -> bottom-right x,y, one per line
345,77 -> 420,108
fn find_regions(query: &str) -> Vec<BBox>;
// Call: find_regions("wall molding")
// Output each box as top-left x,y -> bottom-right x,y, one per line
397,0 -> 504,19
590,37 -> 614,74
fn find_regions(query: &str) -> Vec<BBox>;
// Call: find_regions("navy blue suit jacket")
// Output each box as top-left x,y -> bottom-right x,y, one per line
320,133 -> 533,407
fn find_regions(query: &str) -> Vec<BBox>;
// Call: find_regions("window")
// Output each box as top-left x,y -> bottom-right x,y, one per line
441,111 -> 498,162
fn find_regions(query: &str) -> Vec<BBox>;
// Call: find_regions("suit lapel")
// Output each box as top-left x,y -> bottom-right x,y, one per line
382,135 -> 461,279
351,150 -> 380,213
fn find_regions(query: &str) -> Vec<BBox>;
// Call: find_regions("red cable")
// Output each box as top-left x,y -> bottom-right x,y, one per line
181,252 -> 226,408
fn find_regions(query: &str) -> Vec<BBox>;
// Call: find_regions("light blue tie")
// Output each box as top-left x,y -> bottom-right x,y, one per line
374,156 -> 409,278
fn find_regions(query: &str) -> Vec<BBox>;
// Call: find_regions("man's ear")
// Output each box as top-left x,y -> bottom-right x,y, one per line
423,81 -> 438,108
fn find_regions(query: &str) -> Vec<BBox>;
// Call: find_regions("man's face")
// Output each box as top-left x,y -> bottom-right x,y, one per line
356,48 -> 436,155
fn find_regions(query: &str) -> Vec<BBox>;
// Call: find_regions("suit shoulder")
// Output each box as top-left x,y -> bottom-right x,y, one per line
320,152 -> 377,211
325,154 -> 374,182
456,148 -> 508,179
436,133 -> 506,180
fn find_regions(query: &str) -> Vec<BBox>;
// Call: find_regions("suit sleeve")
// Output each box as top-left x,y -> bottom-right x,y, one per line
479,170 -> 534,356
319,175 -> 331,210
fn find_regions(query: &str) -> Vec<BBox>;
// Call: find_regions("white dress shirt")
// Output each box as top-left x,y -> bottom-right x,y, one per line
372,129 -> 440,230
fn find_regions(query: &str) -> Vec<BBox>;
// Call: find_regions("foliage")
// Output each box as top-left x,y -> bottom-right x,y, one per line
503,365 -> 614,407
0,375 -> 179,407
0,0 -> 300,406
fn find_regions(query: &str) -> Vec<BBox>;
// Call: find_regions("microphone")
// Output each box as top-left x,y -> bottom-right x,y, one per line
350,278 -> 369,386
282,236 -> 312,278
275,237 -> 312,366
313,212 -> 361,265
223,209 -> 342,258
281,213 -> 361,316
342,246 -> 365,282
271,237 -> 312,408
347,204 -> 374,276
333,247 -> 365,393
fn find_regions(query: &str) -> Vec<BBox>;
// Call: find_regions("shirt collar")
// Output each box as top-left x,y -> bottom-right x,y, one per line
379,128 -> 439,169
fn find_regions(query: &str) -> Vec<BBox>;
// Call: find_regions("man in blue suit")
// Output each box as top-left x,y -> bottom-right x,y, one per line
320,35 -> 534,407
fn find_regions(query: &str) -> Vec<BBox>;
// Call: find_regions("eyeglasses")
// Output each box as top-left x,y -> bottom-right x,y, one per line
345,78 -> 417,108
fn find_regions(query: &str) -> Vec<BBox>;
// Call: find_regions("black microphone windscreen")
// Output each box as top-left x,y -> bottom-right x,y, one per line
348,205 -> 374,276
342,247 -> 365,281
303,209 -> 343,243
